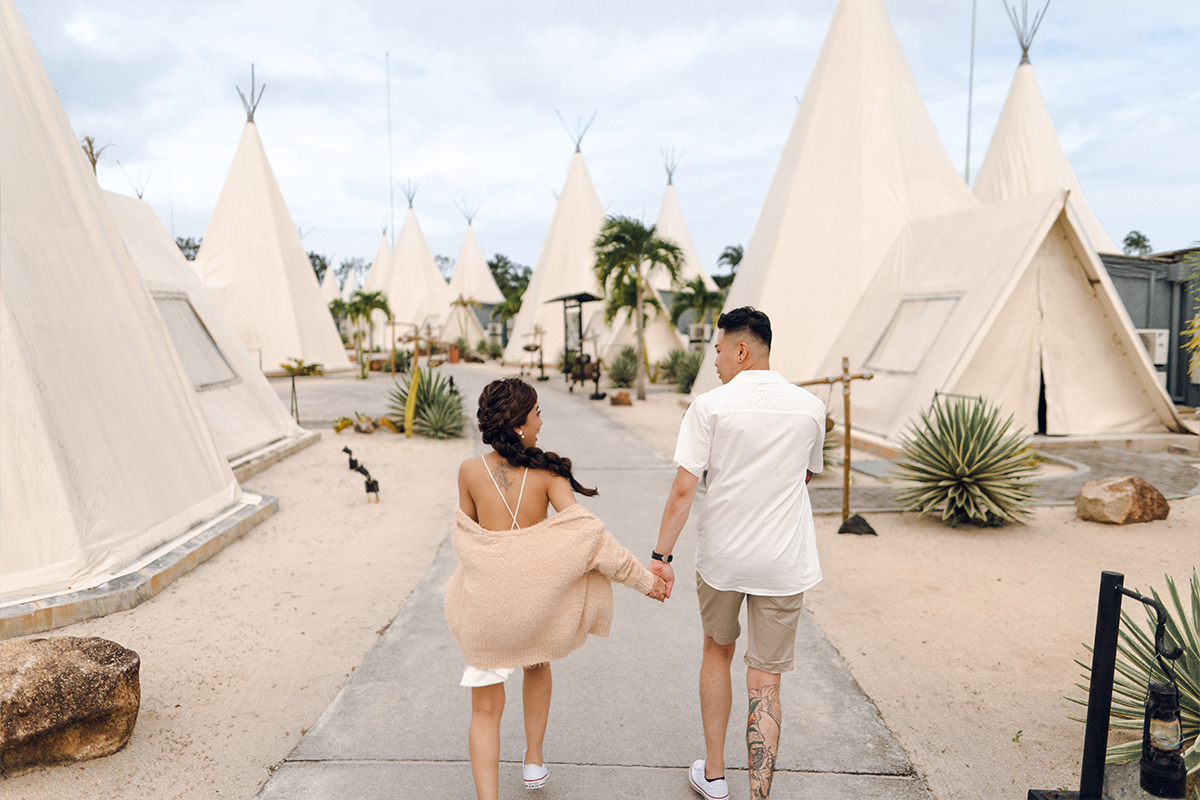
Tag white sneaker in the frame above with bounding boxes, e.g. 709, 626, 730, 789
523, 748, 548, 790
689, 759, 729, 800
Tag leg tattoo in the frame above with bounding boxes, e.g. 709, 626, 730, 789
746, 685, 781, 800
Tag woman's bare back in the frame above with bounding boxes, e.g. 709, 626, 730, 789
458, 453, 577, 531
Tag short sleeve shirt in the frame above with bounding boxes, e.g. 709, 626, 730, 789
674, 369, 826, 596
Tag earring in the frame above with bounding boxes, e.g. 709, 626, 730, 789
518, 430, 524, 439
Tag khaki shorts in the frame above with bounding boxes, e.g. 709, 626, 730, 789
696, 573, 805, 674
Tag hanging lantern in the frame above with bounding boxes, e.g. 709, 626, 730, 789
1139, 680, 1186, 798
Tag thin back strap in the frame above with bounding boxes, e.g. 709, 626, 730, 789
481, 456, 529, 530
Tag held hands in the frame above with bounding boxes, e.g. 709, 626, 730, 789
647, 560, 675, 601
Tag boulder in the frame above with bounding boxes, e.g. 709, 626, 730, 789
610, 391, 632, 406
0, 637, 140, 771
1075, 476, 1170, 525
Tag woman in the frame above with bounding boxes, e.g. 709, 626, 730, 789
445, 376, 665, 799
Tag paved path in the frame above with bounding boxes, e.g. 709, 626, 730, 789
259, 364, 931, 800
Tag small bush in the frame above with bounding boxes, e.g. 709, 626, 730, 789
414, 392, 465, 439
477, 339, 489, 355
281, 357, 323, 376
608, 346, 637, 388
454, 337, 471, 357
893, 396, 1037, 527
376, 350, 412, 373
557, 348, 580, 375
485, 340, 504, 360
386, 366, 461, 437
659, 348, 689, 384
674, 350, 703, 394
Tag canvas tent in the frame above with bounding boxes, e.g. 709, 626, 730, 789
320, 270, 341, 305
193, 116, 350, 376
104, 190, 307, 464
441, 221, 502, 346
973, 61, 1119, 254
817, 190, 1187, 441
384, 206, 452, 338
1, 0, 241, 600
692, 0, 975, 395
342, 248, 367, 302
502, 150, 608, 364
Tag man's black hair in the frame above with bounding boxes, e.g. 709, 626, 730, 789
717, 306, 771, 350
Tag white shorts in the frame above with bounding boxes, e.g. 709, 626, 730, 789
460, 665, 516, 688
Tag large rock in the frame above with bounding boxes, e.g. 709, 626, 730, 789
1075, 476, 1170, 525
0, 637, 140, 771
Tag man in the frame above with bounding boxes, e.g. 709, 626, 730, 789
649, 307, 826, 800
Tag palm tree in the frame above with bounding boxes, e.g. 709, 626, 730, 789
670, 275, 726, 336
348, 290, 391, 379
593, 215, 683, 400
1123, 230, 1151, 256
714, 244, 743, 289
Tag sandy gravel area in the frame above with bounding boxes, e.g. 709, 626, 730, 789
5, 429, 470, 799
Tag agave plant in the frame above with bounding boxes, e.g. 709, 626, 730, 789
387, 366, 459, 431
413, 392, 465, 439
658, 348, 689, 385
893, 396, 1037, 527
608, 346, 637, 389
1070, 572, 1199, 784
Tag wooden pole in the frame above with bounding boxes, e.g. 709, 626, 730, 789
842, 356, 852, 523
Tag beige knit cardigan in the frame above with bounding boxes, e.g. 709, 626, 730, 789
444, 503, 657, 669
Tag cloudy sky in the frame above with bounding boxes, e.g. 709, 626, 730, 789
15, 0, 1199, 278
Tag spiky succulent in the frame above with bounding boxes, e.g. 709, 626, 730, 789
387, 366, 458, 430
1070, 571, 1199, 782
413, 392, 465, 439
893, 396, 1037, 527
673, 350, 703, 394
608, 346, 637, 389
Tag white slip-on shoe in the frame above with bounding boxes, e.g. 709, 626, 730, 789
689, 759, 729, 800
523, 748, 548, 790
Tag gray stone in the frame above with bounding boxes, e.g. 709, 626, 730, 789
0, 636, 140, 771
1076, 476, 1170, 524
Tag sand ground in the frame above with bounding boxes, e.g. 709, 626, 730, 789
5, 362, 1197, 799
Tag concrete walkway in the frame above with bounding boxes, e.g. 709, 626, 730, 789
258, 364, 931, 800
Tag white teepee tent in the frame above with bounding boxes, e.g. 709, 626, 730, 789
817, 190, 1186, 440
193, 111, 350, 376
973, 61, 1118, 254
447, 223, 504, 306
1, 0, 240, 600
502, 150, 608, 364
320, 269, 341, 305
104, 190, 307, 463
692, 0, 975, 395
383, 205, 452, 338
342, 250, 366, 301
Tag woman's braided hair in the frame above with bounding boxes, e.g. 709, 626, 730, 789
477, 377, 598, 497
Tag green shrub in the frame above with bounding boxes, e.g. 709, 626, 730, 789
281, 358, 323, 376
454, 336, 471, 356
608, 346, 637, 388
557, 348, 580, 375
659, 348, 689, 384
477, 339, 489, 355
1070, 571, 1199, 782
386, 366, 460, 433
376, 349, 411, 373
414, 392, 465, 439
893, 396, 1037, 527
485, 340, 504, 360
674, 350, 703, 394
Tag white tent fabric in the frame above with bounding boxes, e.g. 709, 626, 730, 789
973, 61, 1119, 254
651, 182, 717, 293
320, 270, 341, 306
817, 191, 1186, 441
503, 151, 608, 364
193, 121, 350, 376
447, 224, 504, 305
342, 249, 366, 302
1, 0, 239, 601
104, 190, 304, 462
692, 0, 975, 396
368, 207, 451, 349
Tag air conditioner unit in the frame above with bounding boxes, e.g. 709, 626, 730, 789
1136, 329, 1169, 366
487, 323, 502, 343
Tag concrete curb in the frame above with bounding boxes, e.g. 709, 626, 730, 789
232, 429, 322, 482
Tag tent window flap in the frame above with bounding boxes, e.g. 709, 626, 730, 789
865, 295, 960, 374
153, 295, 238, 389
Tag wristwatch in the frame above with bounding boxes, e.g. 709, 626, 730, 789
651, 551, 673, 564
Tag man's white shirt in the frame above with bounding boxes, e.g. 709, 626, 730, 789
674, 369, 826, 596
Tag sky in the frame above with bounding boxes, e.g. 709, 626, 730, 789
15, 0, 1200, 279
